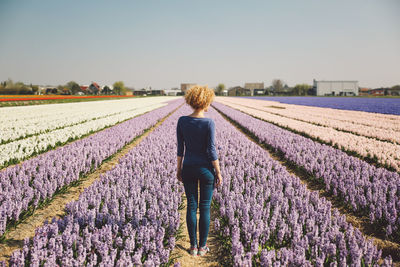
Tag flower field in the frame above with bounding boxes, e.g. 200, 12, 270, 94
216, 97, 400, 172
0, 95, 138, 102
234, 99, 400, 144
1, 97, 399, 266
1, 98, 174, 144
0, 97, 176, 169
213, 101, 400, 241
242, 96, 400, 116
0, 98, 181, 237
206, 107, 392, 266
7, 101, 185, 266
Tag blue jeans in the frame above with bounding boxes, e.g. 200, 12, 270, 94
182, 164, 215, 248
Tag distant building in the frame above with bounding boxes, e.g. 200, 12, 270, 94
370, 88, 385, 96
273, 85, 293, 96
150, 90, 165, 96
101, 85, 113, 95
244, 83, 264, 96
39, 86, 57, 95
228, 86, 251, 96
80, 85, 89, 93
88, 82, 101, 95
133, 89, 165, 96
164, 88, 181, 96
359, 87, 371, 96
387, 87, 400, 96
313, 80, 358, 96
181, 83, 197, 93
133, 89, 148, 96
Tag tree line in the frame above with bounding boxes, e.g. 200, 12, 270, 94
0, 79, 128, 95
0, 79, 39, 95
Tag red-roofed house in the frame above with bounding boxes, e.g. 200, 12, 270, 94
80, 85, 89, 93
88, 82, 100, 95
359, 87, 370, 96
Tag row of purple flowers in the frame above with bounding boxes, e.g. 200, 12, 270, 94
207, 106, 392, 266
0, 99, 183, 237
241, 96, 400, 116
212, 102, 400, 241
5, 101, 186, 266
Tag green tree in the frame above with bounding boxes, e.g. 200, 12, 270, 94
272, 79, 284, 94
102, 85, 112, 95
66, 81, 81, 95
9, 81, 31, 94
293, 84, 311, 96
4, 79, 14, 89
0, 80, 6, 94
113, 81, 126, 95
31, 85, 39, 95
391, 85, 400, 94
215, 83, 225, 96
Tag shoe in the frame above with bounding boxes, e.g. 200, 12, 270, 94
197, 245, 210, 256
189, 246, 198, 256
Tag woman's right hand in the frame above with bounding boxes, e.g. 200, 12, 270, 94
215, 172, 222, 187
211, 159, 222, 187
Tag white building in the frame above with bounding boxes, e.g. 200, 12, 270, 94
164, 88, 181, 96
313, 79, 358, 96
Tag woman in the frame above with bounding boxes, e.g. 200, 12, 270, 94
176, 85, 223, 257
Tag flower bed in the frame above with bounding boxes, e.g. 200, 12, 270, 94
213, 102, 400, 242
0, 99, 183, 237
216, 98, 400, 172
207, 106, 392, 266
6, 100, 185, 266
241, 96, 400, 116
0, 97, 177, 167
1, 97, 176, 144
220, 97, 400, 144
0, 95, 137, 102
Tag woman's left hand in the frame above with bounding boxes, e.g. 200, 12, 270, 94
177, 170, 183, 182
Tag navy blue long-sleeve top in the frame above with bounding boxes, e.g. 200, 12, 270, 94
177, 116, 218, 166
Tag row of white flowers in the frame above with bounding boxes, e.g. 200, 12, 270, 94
1, 97, 176, 144
220, 98, 400, 143
0, 97, 178, 167
216, 97, 400, 172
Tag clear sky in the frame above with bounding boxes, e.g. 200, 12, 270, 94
0, 0, 399, 89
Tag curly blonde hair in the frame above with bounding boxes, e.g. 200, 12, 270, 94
185, 85, 215, 110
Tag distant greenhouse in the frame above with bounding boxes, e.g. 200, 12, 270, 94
313, 79, 358, 96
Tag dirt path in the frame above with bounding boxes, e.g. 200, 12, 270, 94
171, 195, 223, 267
0, 105, 181, 263
213, 106, 400, 266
